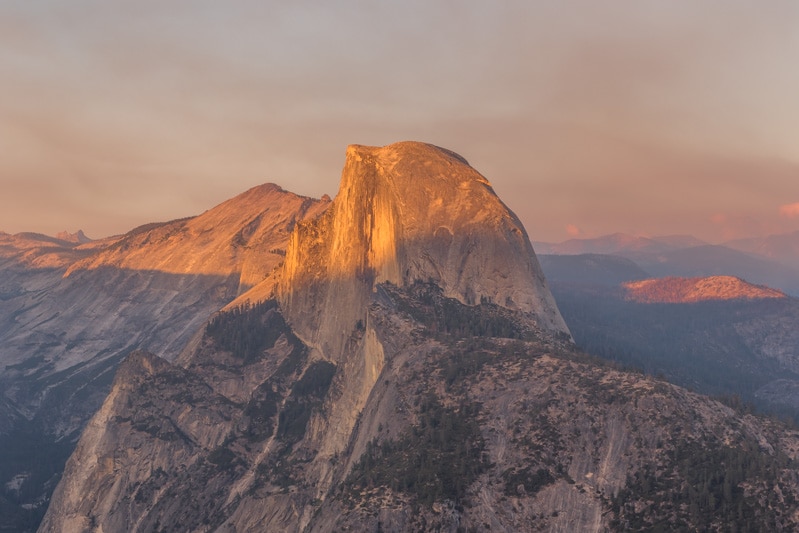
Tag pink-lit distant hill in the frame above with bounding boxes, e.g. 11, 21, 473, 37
534, 232, 799, 296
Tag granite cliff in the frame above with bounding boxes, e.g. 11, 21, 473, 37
40, 143, 799, 532
278, 142, 567, 355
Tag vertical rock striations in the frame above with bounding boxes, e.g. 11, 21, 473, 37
278, 141, 568, 357
276, 141, 570, 470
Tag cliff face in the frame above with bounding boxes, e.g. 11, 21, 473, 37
40, 143, 799, 532
279, 142, 567, 356
275, 142, 568, 473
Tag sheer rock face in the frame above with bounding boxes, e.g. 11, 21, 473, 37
275, 141, 568, 462
278, 142, 568, 357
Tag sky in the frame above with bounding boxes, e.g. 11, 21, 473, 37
1, 0, 799, 243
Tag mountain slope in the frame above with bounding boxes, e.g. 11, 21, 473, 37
534, 234, 799, 296
547, 275, 799, 419
2, 184, 328, 426
725, 230, 799, 270
623, 275, 786, 303
41, 279, 799, 533
42, 143, 799, 532
66, 183, 329, 291
0, 184, 327, 529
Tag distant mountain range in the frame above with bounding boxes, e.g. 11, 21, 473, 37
534, 233, 708, 255
539, 253, 799, 419
725, 230, 799, 269
534, 232, 799, 296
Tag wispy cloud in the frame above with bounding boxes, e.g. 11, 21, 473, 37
565, 224, 583, 237
1, 2, 799, 241
779, 202, 799, 219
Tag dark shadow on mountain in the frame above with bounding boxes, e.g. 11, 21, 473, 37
538, 253, 650, 287
549, 280, 799, 421
0, 265, 245, 531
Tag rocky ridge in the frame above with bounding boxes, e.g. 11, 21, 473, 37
623, 275, 786, 303
278, 142, 567, 352
0, 185, 326, 529
40, 142, 799, 532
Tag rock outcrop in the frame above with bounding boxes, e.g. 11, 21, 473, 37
54, 230, 92, 244
279, 142, 568, 356
275, 141, 568, 473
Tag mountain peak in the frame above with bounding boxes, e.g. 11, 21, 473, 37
279, 141, 568, 358
622, 275, 786, 303
55, 229, 92, 244
65, 183, 329, 293
345, 141, 472, 170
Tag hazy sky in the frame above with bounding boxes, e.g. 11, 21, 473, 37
2, 1, 799, 243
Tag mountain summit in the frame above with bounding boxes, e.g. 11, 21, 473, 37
279, 142, 568, 357
623, 275, 786, 303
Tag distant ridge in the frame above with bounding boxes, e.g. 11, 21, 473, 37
724, 230, 799, 269
533, 233, 799, 297
622, 275, 786, 303
55, 229, 92, 244
533, 233, 706, 255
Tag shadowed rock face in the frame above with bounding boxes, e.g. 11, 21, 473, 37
0, 185, 327, 528
279, 141, 568, 358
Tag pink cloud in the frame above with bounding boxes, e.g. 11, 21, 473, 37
565, 224, 582, 237
779, 202, 799, 218
707, 212, 768, 241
